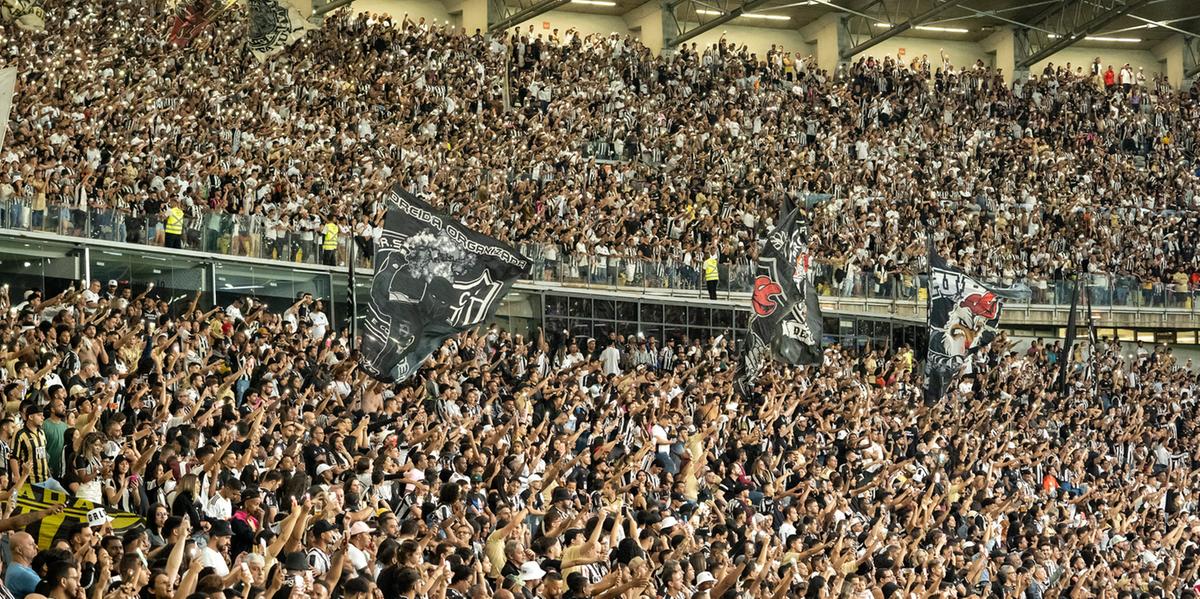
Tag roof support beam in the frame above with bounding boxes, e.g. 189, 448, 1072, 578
488, 0, 571, 31
1015, 0, 1152, 68
311, 0, 354, 17
838, 0, 968, 59
1187, 38, 1200, 79
666, 0, 775, 46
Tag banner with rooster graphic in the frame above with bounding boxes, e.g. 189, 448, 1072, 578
359, 186, 530, 383
923, 248, 1017, 403
734, 207, 823, 399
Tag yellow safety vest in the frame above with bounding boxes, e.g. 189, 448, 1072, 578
165, 206, 184, 235
703, 257, 719, 281
322, 222, 339, 250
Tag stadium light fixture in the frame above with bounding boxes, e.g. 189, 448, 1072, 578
872, 23, 969, 33
1047, 34, 1142, 43
572, 0, 617, 5
696, 9, 791, 20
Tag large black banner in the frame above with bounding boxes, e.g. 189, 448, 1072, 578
734, 208, 823, 398
924, 248, 1016, 403
359, 187, 530, 383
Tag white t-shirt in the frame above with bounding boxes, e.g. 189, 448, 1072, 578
600, 346, 621, 376
347, 543, 369, 571
310, 311, 328, 339
204, 494, 232, 520
651, 424, 670, 454
199, 546, 229, 577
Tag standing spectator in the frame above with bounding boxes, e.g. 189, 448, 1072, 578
322, 217, 341, 266
703, 249, 719, 300
11, 403, 53, 491
163, 197, 184, 250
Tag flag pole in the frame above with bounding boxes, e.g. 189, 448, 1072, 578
348, 239, 358, 341
1056, 271, 1080, 396
922, 223, 934, 405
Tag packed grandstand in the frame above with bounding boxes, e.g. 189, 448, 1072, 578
0, 0, 1197, 598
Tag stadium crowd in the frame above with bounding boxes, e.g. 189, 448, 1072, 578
1, 0, 1200, 302
0, 277, 1193, 599
3, 3, 1200, 597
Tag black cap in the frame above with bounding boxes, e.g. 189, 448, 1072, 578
283, 551, 310, 572
209, 519, 233, 537
311, 519, 337, 535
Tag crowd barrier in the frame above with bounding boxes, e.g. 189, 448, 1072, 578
1, 199, 1195, 312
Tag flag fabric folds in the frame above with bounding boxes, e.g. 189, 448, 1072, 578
923, 246, 1010, 403
0, 68, 16, 153
247, 0, 316, 62
1056, 275, 1081, 395
168, 0, 236, 47
359, 186, 531, 383
15, 484, 143, 550
1, 0, 44, 32
1084, 282, 1098, 388
734, 207, 824, 397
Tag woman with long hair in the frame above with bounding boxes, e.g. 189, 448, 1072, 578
170, 473, 203, 529
145, 505, 171, 548
104, 455, 140, 513
65, 432, 105, 504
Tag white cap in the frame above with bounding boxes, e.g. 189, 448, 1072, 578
519, 561, 546, 581
87, 508, 114, 528
696, 572, 716, 587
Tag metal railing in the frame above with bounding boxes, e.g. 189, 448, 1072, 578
515, 242, 1200, 311
1, 199, 1195, 312
0, 199, 356, 269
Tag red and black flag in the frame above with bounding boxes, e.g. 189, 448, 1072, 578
923, 242, 1024, 403
167, 0, 236, 47
734, 207, 824, 398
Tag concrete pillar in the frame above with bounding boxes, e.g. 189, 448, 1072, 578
1151, 35, 1186, 89
981, 28, 1016, 86
624, 0, 667, 55
445, 0, 493, 34
798, 12, 847, 76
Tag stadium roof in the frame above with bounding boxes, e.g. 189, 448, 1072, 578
560, 0, 1200, 56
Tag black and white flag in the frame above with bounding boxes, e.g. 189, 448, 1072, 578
0, 68, 15, 152
247, 0, 315, 62
359, 186, 531, 383
734, 207, 823, 398
923, 244, 1022, 403
1, 0, 44, 31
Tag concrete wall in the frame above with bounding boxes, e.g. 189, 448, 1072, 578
855, 37, 991, 70
682, 23, 808, 58
624, 2, 664, 54
337, 0, 1179, 86
351, 0, 451, 23
1028, 45, 1163, 78
800, 13, 843, 75
533, 9, 632, 39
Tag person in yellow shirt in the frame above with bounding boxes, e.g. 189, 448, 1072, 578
163, 197, 185, 249
321, 218, 340, 266
703, 251, 719, 300
485, 507, 526, 578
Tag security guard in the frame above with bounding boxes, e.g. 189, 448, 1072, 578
163, 197, 185, 249
321, 218, 340, 266
703, 250, 719, 300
